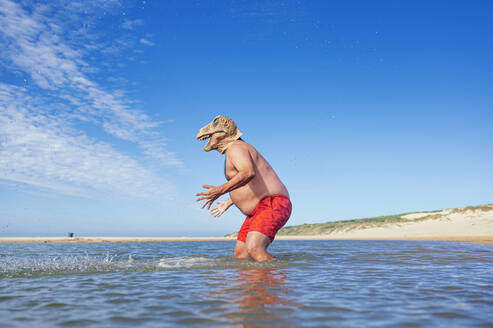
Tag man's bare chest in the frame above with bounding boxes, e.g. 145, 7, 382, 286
224, 159, 237, 181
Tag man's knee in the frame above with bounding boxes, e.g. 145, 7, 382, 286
234, 242, 249, 259
246, 242, 265, 258
234, 248, 249, 259
246, 243, 275, 262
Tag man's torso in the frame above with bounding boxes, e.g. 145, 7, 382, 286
225, 140, 289, 216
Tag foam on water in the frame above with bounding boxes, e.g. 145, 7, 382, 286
0, 253, 288, 278
158, 256, 214, 268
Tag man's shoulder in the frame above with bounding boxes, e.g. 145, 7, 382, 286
226, 140, 255, 155
230, 140, 252, 150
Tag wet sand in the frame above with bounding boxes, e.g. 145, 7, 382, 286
0, 236, 492, 244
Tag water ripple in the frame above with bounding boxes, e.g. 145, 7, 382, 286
0, 241, 492, 327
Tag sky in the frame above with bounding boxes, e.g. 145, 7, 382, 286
0, 0, 492, 237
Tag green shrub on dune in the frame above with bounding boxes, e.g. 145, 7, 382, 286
224, 204, 492, 237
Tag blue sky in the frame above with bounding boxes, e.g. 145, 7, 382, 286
0, 0, 492, 237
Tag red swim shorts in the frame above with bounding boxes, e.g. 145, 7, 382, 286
237, 195, 292, 243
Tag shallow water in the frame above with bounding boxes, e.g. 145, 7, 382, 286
0, 240, 492, 327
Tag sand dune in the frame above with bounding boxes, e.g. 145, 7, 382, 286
325, 206, 493, 238
275, 205, 493, 244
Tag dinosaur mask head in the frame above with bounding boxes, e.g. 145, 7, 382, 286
196, 115, 243, 154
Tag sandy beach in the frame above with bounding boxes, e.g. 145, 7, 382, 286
2, 205, 492, 245
1, 236, 492, 245
0, 237, 235, 244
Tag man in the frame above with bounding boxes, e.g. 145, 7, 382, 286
196, 115, 291, 262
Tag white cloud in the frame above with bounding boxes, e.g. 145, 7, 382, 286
122, 19, 144, 30
139, 38, 155, 46
0, 84, 176, 199
0, 0, 180, 199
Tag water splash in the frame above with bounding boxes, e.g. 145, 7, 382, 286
0, 252, 135, 278
0, 253, 288, 278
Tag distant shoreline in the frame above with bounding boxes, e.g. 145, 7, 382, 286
4, 205, 491, 245
0, 236, 492, 245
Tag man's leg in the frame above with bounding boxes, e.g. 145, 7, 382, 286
245, 231, 275, 262
234, 240, 249, 259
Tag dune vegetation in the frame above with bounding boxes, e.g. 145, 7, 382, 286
225, 204, 493, 237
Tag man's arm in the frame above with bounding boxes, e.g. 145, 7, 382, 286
196, 144, 255, 209
218, 145, 256, 194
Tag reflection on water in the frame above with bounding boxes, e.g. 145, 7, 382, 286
232, 268, 296, 327
0, 241, 492, 327
205, 267, 297, 327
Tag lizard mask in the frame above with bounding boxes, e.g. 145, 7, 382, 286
196, 115, 243, 154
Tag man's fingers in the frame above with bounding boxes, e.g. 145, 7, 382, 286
196, 194, 212, 202
210, 205, 223, 217
196, 189, 218, 209
202, 199, 213, 209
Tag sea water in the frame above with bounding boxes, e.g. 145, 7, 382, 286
0, 240, 492, 327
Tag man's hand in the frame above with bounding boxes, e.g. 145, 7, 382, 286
196, 185, 224, 210
210, 199, 233, 218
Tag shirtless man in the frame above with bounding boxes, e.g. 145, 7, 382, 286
196, 115, 292, 262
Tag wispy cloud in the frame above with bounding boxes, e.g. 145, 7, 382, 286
0, 0, 179, 199
139, 38, 155, 46
122, 19, 144, 30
